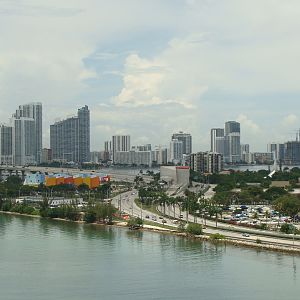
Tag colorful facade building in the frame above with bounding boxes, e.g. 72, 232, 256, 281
24, 173, 110, 189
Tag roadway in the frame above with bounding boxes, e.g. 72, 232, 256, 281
112, 190, 300, 249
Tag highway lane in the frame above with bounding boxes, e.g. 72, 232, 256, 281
0, 165, 153, 183
159, 204, 300, 247
111, 190, 177, 228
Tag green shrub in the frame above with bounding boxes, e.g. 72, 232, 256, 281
2, 201, 12, 211
177, 221, 186, 232
127, 217, 143, 229
186, 223, 203, 235
280, 223, 297, 234
84, 211, 96, 223
210, 233, 225, 240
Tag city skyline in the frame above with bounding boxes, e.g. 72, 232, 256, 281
1, 1, 300, 151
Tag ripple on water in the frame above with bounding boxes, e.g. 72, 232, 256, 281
0, 213, 299, 300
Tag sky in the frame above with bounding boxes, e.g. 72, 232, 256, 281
1, 0, 300, 152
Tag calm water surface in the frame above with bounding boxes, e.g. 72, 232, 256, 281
0, 213, 299, 300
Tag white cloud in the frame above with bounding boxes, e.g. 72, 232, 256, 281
282, 114, 298, 127
237, 114, 260, 134
1, 0, 300, 151
113, 53, 203, 108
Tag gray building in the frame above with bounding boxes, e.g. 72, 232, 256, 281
240, 144, 250, 163
41, 148, 52, 164
112, 135, 130, 163
169, 139, 183, 165
224, 121, 241, 163
267, 143, 285, 162
152, 146, 168, 165
12, 117, 36, 166
9, 102, 42, 165
172, 132, 192, 154
0, 124, 13, 165
50, 106, 90, 163
104, 140, 112, 161
114, 149, 152, 167
190, 152, 223, 174
284, 141, 300, 165
210, 128, 225, 154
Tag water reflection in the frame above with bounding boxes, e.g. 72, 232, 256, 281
1, 214, 299, 300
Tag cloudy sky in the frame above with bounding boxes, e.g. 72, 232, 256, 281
1, 0, 300, 152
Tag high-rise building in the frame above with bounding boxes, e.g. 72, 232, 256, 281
267, 143, 285, 161
152, 146, 168, 165
224, 121, 241, 163
50, 106, 90, 163
40, 148, 52, 164
112, 135, 130, 163
190, 152, 223, 174
10, 102, 42, 165
0, 124, 13, 165
210, 128, 225, 154
12, 117, 36, 166
284, 141, 300, 165
77, 106, 90, 163
172, 132, 192, 154
169, 139, 183, 164
240, 144, 250, 163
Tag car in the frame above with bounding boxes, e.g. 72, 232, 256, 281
159, 216, 163, 219
242, 233, 250, 237
162, 219, 167, 224
145, 215, 150, 219
152, 217, 157, 221
172, 220, 179, 224
179, 214, 183, 219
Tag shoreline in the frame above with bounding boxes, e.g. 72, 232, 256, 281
1, 210, 299, 255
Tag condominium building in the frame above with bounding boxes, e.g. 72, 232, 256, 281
12, 117, 36, 166
40, 148, 52, 164
240, 144, 250, 163
113, 149, 152, 167
10, 102, 42, 165
210, 128, 225, 154
169, 139, 183, 165
50, 105, 90, 163
112, 135, 130, 163
284, 141, 300, 165
190, 152, 223, 174
224, 121, 241, 163
152, 145, 168, 165
0, 124, 13, 165
172, 132, 192, 154
104, 140, 112, 161
267, 143, 285, 161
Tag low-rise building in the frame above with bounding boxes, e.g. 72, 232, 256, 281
114, 149, 152, 167
160, 166, 190, 187
253, 152, 273, 164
